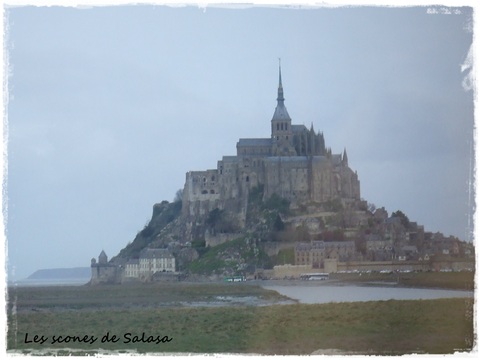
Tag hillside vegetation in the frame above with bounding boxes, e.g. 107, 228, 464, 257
108, 183, 474, 278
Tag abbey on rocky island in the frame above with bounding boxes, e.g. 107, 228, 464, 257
90, 65, 474, 285
182, 65, 361, 224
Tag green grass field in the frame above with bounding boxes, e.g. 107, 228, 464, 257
6, 281, 475, 355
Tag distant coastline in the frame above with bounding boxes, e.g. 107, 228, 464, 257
9, 267, 91, 287
9, 278, 90, 287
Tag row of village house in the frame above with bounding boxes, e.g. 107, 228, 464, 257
91, 234, 473, 283
295, 237, 474, 268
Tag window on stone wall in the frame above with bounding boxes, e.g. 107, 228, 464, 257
246, 176, 249, 182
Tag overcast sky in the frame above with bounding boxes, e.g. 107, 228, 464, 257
3, 2, 476, 280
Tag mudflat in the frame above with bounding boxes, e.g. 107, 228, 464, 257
8, 282, 293, 313
6, 280, 475, 355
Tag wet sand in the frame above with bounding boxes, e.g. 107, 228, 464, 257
261, 281, 474, 304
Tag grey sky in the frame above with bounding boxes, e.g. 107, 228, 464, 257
4, 4, 475, 280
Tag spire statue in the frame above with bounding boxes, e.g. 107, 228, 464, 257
277, 58, 285, 105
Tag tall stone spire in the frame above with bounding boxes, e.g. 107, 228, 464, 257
271, 59, 291, 122
271, 59, 294, 155
277, 58, 285, 105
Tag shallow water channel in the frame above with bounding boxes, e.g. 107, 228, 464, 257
262, 283, 474, 304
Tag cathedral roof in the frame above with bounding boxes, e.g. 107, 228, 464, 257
237, 138, 272, 147
221, 155, 239, 162
291, 124, 308, 133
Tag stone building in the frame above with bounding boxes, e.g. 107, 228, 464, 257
124, 259, 140, 278
182, 65, 361, 226
295, 240, 356, 268
123, 248, 176, 281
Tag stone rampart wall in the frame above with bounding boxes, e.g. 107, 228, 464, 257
205, 232, 243, 247
273, 264, 312, 278
338, 261, 429, 272
262, 241, 295, 256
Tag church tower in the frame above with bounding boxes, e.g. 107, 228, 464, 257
271, 61, 295, 156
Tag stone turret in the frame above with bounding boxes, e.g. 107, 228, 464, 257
90, 250, 118, 285
98, 250, 108, 264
